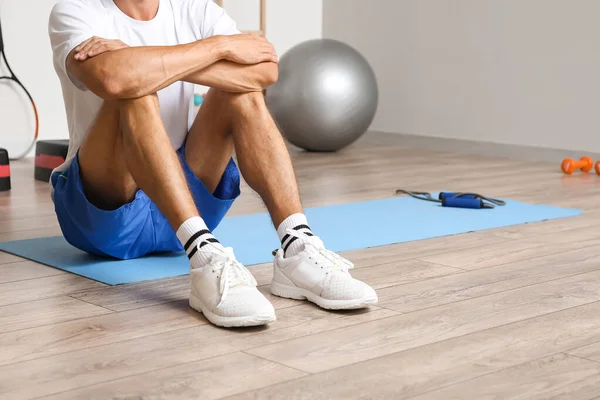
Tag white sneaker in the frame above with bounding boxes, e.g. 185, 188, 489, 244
189, 243, 276, 328
271, 230, 378, 310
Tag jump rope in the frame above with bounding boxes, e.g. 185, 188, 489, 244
0, 12, 39, 160
395, 190, 506, 209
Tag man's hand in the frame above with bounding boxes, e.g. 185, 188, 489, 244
221, 34, 279, 65
74, 37, 129, 61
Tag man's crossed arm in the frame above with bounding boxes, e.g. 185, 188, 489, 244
67, 34, 279, 100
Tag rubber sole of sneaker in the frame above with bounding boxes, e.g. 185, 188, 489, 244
189, 294, 276, 328
270, 280, 378, 310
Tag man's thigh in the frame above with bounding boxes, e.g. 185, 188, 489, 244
78, 100, 138, 210
185, 89, 236, 194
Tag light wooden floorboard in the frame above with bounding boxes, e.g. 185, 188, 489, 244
0, 306, 396, 399
0, 274, 106, 307
0, 260, 65, 283
485, 209, 600, 240
419, 225, 600, 270
410, 353, 600, 400
378, 245, 600, 312
245, 269, 600, 373
0, 252, 24, 264
41, 352, 307, 400
566, 339, 600, 363
0, 296, 112, 334
0, 214, 59, 234
1, 133, 599, 399
230, 301, 600, 400
0, 226, 63, 242
350, 259, 464, 289
0, 300, 205, 366
68, 276, 195, 312
67, 275, 302, 312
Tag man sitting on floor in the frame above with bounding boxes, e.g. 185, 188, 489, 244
48, 0, 378, 327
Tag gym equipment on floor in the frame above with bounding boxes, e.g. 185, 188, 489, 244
267, 39, 379, 152
396, 190, 506, 209
0, 148, 10, 191
561, 156, 594, 174
34, 140, 69, 182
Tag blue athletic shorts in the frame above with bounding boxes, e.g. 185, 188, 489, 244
51, 146, 240, 260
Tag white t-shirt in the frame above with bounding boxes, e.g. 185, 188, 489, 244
48, 0, 239, 174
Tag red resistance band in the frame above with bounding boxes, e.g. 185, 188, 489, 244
0, 164, 10, 178
35, 154, 65, 170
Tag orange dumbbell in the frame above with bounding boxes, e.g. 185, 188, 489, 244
561, 156, 594, 174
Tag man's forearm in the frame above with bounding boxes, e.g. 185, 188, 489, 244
73, 37, 227, 99
183, 60, 278, 93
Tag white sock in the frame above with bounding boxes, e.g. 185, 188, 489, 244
176, 217, 223, 269
277, 213, 313, 257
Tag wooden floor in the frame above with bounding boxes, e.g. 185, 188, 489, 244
2, 132, 600, 399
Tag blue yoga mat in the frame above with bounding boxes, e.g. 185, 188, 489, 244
0, 196, 582, 285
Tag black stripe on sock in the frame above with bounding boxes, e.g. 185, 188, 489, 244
283, 237, 299, 253
282, 233, 313, 255
184, 230, 211, 251
281, 225, 314, 255
188, 241, 212, 260
187, 239, 221, 260
293, 224, 311, 231
280, 225, 313, 246
188, 246, 198, 260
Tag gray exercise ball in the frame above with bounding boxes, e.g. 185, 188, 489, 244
267, 39, 378, 152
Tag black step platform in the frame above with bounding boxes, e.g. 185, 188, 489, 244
34, 140, 69, 183
0, 148, 10, 191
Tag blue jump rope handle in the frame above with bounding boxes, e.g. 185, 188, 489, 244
397, 190, 500, 209
442, 197, 484, 209
439, 192, 478, 200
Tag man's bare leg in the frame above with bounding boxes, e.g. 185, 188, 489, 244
184, 90, 236, 196
186, 89, 302, 229
78, 94, 197, 227
186, 89, 307, 256
230, 92, 304, 228
77, 91, 238, 270
79, 94, 230, 268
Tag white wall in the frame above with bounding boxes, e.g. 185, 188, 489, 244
324, 0, 600, 153
266, 0, 322, 57
223, 0, 323, 56
0, 0, 322, 156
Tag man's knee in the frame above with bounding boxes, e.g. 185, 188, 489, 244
231, 91, 266, 112
99, 94, 160, 123
208, 89, 266, 114
117, 93, 160, 112
116, 93, 160, 129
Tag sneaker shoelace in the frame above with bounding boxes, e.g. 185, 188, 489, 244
285, 229, 354, 273
199, 244, 257, 309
